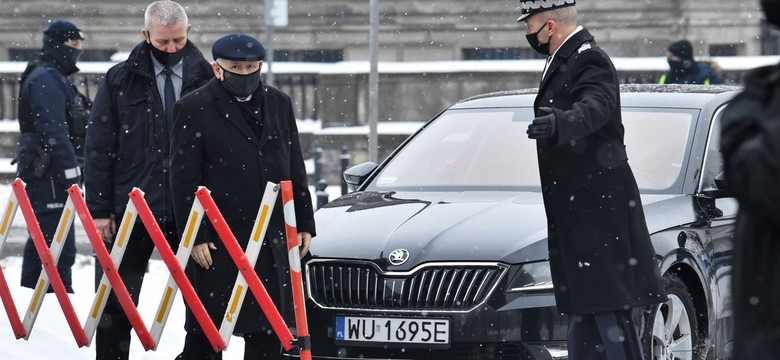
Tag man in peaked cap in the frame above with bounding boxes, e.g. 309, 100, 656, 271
170, 33, 315, 359
518, 1, 664, 359
721, 0, 780, 359
17, 19, 89, 295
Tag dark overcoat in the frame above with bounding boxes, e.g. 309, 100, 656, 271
721, 63, 780, 360
84, 41, 213, 222
170, 78, 316, 334
534, 28, 665, 314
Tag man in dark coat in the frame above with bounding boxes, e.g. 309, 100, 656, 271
83, 1, 213, 359
17, 20, 89, 294
170, 33, 316, 359
660, 40, 724, 85
720, 1, 780, 359
519, 1, 665, 358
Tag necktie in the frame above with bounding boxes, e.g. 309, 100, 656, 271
163, 67, 175, 135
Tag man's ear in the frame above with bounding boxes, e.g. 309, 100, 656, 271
186, 23, 192, 35
211, 62, 223, 80
141, 29, 151, 43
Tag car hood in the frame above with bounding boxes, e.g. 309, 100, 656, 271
311, 191, 551, 270
311, 191, 682, 271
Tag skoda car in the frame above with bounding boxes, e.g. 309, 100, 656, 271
305, 84, 737, 360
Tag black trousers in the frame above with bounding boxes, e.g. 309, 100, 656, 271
94, 221, 177, 360
567, 309, 645, 360
176, 331, 283, 360
21, 209, 76, 293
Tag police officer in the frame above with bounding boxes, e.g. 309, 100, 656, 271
170, 33, 315, 360
520, 1, 664, 359
660, 39, 724, 85
17, 20, 89, 293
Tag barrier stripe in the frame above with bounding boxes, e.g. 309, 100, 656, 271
91, 284, 108, 319
67, 185, 155, 350
12, 180, 87, 347
218, 182, 279, 346
281, 180, 313, 360
55, 209, 72, 243
129, 188, 226, 352
28, 279, 45, 314
156, 287, 174, 324
0, 189, 24, 339
0, 201, 15, 236
195, 187, 294, 351
227, 285, 244, 321
116, 211, 133, 248
183, 211, 199, 248
150, 196, 206, 348
252, 206, 270, 242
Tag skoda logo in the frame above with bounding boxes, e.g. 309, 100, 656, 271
388, 249, 410, 266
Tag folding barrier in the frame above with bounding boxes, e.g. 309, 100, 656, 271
282, 180, 312, 360
0, 179, 88, 346
1, 179, 312, 356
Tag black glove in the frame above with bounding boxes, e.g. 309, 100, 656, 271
527, 107, 558, 139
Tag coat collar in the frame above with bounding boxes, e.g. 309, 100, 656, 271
208, 79, 275, 148
539, 27, 595, 90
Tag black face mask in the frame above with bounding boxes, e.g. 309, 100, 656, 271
526, 22, 550, 55
219, 67, 261, 98
668, 59, 692, 74
148, 43, 186, 67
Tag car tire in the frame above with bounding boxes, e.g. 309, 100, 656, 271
645, 274, 701, 360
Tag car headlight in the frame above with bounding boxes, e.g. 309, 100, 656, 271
506, 261, 553, 293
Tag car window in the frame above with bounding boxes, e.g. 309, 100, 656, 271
371, 108, 540, 191
368, 107, 696, 193
623, 109, 695, 192
699, 107, 725, 191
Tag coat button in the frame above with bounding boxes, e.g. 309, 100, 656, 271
258, 150, 263, 156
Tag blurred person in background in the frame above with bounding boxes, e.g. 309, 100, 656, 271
660, 39, 724, 85
720, 0, 780, 358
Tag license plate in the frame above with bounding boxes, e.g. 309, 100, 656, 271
335, 315, 450, 346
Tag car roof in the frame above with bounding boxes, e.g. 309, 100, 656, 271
452, 84, 743, 109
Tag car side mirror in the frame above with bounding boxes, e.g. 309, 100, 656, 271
344, 162, 378, 192
705, 171, 732, 198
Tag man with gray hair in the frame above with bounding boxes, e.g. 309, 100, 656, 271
519, 0, 664, 359
84, 1, 213, 358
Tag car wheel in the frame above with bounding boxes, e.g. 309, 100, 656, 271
647, 274, 700, 360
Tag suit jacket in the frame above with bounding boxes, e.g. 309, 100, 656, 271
170, 78, 315, 333
534, 28, 664, 314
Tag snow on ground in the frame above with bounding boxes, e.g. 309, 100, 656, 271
0, 255, 247, 359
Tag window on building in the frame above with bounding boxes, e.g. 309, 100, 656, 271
708, 44, 740, 57
462, 47, 546, 60
8, 48, 117, 62
273, 49, 343, 62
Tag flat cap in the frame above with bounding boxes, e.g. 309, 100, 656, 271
44, 20, 85, 43
517, 0, 576, 22
212, 33, 265, 61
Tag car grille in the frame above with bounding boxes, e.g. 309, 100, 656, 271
306, 260, 508, 312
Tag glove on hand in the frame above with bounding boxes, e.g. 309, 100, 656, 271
526, 107, 558, 139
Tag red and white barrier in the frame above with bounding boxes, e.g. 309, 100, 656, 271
282, 180, 312, 360
0, 179, 312, 356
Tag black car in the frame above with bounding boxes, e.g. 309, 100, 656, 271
305, 84, 738, 360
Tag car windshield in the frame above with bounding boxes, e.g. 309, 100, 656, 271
367, 107, 696, 193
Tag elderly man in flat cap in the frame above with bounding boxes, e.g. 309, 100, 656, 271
518, 1, 664, 359
17, 19, 89, 295
170, 33, 315, 359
